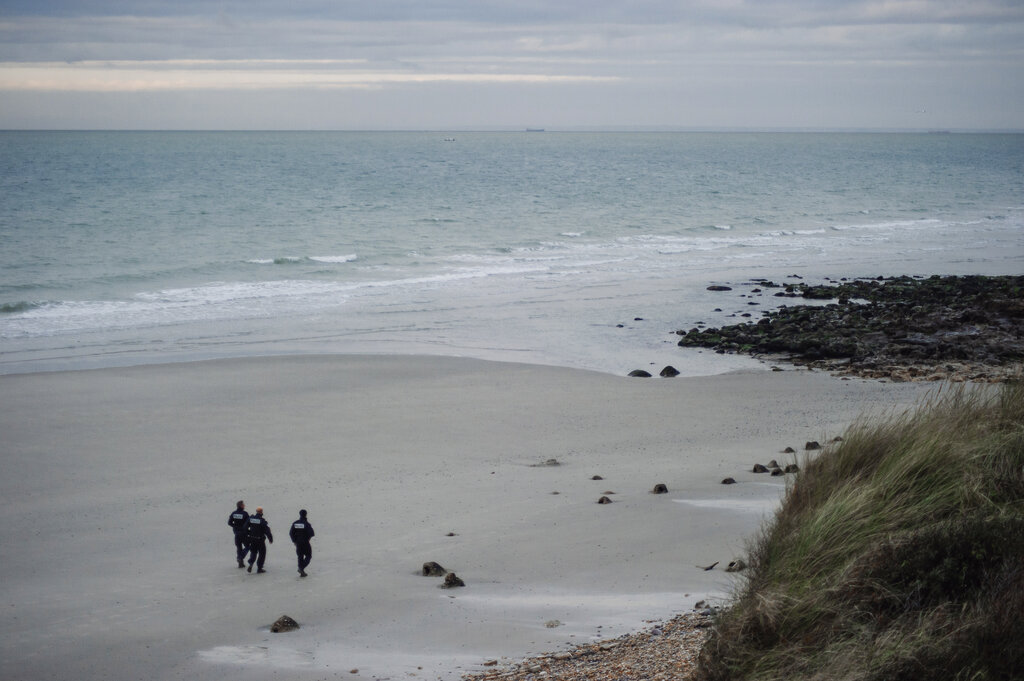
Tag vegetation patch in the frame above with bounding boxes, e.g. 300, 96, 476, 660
696, 381, 1024, 681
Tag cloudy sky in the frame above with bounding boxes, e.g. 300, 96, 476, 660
1, 1, 1022, 130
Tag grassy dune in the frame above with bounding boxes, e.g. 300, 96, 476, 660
697, 381, 1024, 681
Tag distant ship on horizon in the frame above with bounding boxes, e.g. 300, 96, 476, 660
525, 128, 545, 132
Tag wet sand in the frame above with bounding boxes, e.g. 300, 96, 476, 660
0, 355, 937, 680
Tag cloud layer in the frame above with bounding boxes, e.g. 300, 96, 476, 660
1, 1, 1021, 129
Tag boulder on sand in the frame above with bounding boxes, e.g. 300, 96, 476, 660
422, 561, 447, 576
442, 573, 465, 588
271, 615, 300, 633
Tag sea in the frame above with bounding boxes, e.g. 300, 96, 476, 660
1, 131, 1022, 376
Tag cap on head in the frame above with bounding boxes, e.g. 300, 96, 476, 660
256, 507, 263, 514
299, 509, 307, 517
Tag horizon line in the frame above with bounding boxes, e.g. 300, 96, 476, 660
2, 126, 1022, 134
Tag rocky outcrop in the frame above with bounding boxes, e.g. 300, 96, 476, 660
676, 275, 1024, 382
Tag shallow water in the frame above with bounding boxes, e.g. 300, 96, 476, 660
2, 131, 1021, 375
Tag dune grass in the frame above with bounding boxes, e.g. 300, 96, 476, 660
696, 380, 1024, 681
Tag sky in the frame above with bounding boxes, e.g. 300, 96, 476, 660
0, 1, 1022, 130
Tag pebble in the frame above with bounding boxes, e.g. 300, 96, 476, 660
462, 611, 711, 681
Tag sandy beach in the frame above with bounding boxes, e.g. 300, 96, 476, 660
0, 355, 939, 681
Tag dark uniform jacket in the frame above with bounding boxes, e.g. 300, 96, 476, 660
228, 508, 249, 535
289, 517, 315, 545
246, 513, 273, 543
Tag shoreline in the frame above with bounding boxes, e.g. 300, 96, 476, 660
0, 354, 940, 680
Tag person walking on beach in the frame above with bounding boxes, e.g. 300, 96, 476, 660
245, 507, 273, 573
289, 509, 315, 577
227, 500, 249, 568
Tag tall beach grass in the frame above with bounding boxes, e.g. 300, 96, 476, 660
697, 380, 1024, 681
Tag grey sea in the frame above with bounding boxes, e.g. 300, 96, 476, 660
1, 131, 1022, 376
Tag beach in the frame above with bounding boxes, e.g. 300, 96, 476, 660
0, 355, 939, 680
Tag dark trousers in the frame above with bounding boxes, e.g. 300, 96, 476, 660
248, 539, 267, 568
234, 533, 249, 561
295, 541, 312, 571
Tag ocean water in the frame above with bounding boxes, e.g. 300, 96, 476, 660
1, 131, 1022, 376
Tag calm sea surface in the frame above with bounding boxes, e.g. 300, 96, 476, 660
1, 131, 1021, 375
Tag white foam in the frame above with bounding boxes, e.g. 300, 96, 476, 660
830, 218, 941, 232
309, 254, 358, 263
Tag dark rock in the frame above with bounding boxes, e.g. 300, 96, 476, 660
784, 464, 800, 473
768, 459, 779, 468
752, 463, 769, 473
805, 441, 821, 450
707, 285, 733, 291
770, 468, 784, 477
591, 474, 604, 480
832, 436, 844, 442
783, 447, 796, 454
721, 477, 736, 485
725, 559, 747, 573
651, 483, 669, 494
597, 496, 613, 504
442, 573, 465, 588
628, 369, 653, 377
271, 615, 300, 633
660, 365, 680, 377
422, 561, 447, 576
675, 275, 1024, 382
